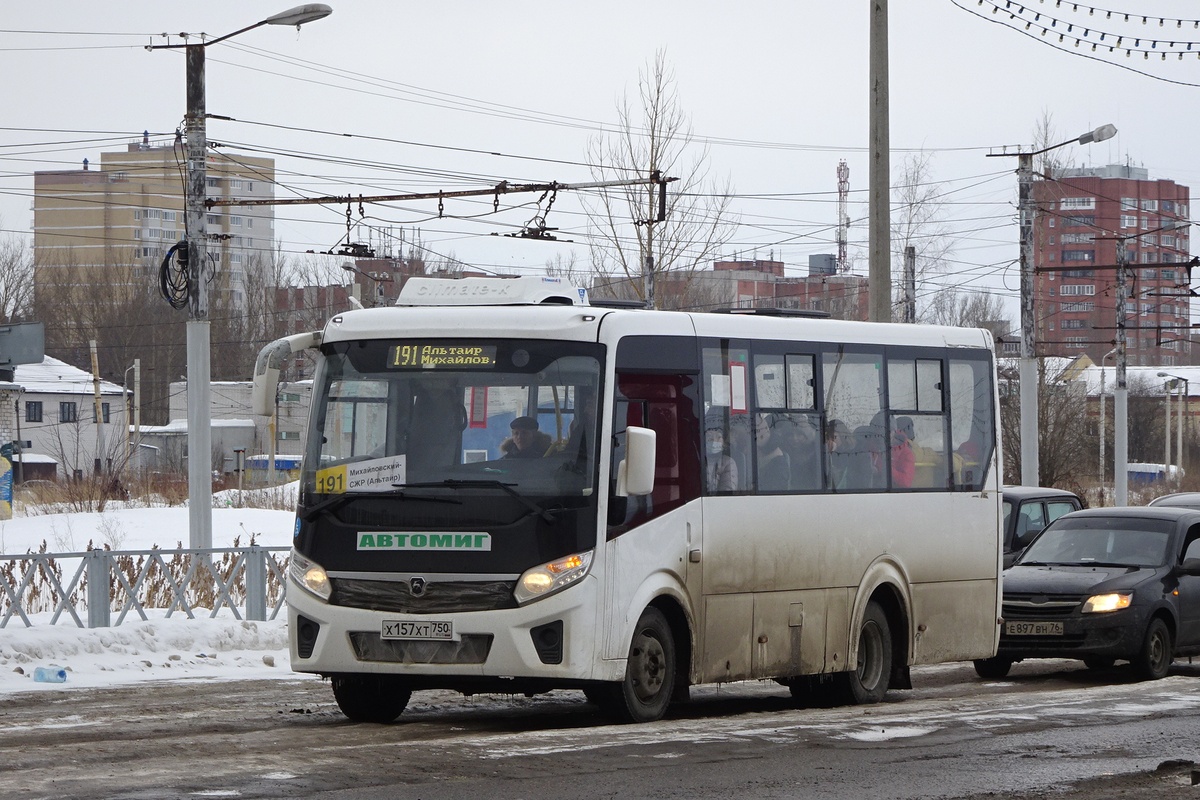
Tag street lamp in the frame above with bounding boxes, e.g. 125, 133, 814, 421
1159, 371, 1189, 490
987, 123, 1117, 487
148, 6, 331, 549
1102, 219, 1189, 506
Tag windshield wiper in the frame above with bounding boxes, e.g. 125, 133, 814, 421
398, 479, 557, 524
299, 488, 462, 522
298, 492, 355, 522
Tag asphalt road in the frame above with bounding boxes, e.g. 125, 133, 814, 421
4, 659, 1200, 800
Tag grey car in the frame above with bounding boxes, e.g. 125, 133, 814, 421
975, 506, 1200, 680
1002, 486, 1082, 568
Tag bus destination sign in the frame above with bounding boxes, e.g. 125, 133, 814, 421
387, 343, 497, 369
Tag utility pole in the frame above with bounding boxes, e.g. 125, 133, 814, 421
1114, 239, 1129, 506
1017, 150, 1038, 487
986, 123, 1116, 488
868, 0, 892, 323
183, 41, 213, 548
89, 340, 106, 476
148, 5, 332, 548
902, 245, 915, 323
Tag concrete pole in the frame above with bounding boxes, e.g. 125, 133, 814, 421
903, 245, 915, 323
1099, 368, 1106, 488
868, 0, 892, 323
1017, 151, 1039, 487
1114, 240, 1129, 506
185, 43, 213, 549
1177, 381, 1185, 489
132, 358, 141, 474
89, 339, 106, 475
1165, 385, 1172, 486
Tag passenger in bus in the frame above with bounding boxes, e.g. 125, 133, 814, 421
704, 422, 738, 493
564, 393, 597, 468
755, 413, 791, 492
825, 418, 851, 490
891, 416, 915, 489
776, 414, 821, 491
501, 416, 552, 459
847, 424, 887, 490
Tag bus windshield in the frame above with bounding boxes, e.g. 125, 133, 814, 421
302, 338, 603, 504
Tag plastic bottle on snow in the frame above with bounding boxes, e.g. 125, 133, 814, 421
33, 666, 67, 683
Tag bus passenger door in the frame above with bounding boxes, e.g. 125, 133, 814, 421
603, 372, 703, 660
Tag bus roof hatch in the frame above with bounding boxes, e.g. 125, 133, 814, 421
396, 276, 590, 307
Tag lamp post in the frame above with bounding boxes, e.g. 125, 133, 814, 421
1099, 347, 1116, 491
1159, 371, 1189, 490
988, 123, 1116, 487
148, 5, 331, 548
1101, 219, 1189, 506
122, 359, 141, 474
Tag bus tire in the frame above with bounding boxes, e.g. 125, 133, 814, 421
598, 607, 675, 723
331, 674, 411, 723
836, 601, 892, 705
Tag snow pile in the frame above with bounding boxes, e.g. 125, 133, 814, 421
0, 494, 304, 694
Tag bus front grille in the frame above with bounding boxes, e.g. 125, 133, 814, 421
331, 578, 517, 613
349, 632, 493, 664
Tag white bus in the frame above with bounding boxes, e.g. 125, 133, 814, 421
254, 276, 1002, 724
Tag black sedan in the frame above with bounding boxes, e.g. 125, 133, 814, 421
974, 506, 1200, 680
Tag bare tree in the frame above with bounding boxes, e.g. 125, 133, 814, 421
544, 252, 589, 289
0, 229, 34, 323
1000, 358, 1091, 491
891, 152, 955, 322
584, 51, 736, 309
924, 288, 1010, 331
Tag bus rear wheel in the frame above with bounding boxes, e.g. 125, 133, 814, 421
836, 601, 892, 705
596, 607, 675, 723
331, 674, 411, 723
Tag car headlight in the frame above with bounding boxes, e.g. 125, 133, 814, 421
514, 550, 593, 605
289, 549, 331, 602
1082, 592, 1132, 613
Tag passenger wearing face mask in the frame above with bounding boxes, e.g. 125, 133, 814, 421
705, 422, 739, 493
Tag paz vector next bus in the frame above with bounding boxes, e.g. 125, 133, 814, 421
253, 275, 1002, 724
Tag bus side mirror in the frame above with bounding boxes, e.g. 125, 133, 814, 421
621, 426, 656, 497
252, 331, 323, 415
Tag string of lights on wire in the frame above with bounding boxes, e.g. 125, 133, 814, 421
972, 0, 1200, 59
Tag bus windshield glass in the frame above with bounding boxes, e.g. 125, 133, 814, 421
303, 338, 603, 501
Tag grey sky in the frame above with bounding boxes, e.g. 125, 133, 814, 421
2, 1, 1198, 322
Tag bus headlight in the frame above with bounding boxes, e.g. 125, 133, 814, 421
289, 550, 332, 602
514, 550, 593, 605
1082, 592, 1132, 613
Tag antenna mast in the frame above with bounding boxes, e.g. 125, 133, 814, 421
837, 159, 850, 272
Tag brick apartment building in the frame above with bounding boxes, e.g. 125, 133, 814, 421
1033, 164, 1193, 366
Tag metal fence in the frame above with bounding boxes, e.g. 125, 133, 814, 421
0, 546, 290, 628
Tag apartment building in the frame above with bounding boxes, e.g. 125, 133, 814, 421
33, 132, 275, 310
1032, 164, 1192, 366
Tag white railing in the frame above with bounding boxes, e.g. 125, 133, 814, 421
0, 546, 290, 628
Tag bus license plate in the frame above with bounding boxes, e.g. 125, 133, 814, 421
382, 619, 454, 641
1005, 621, 1063, 636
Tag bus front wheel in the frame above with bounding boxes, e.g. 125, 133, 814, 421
836, 601, 892, 704
597, 607, 676, 723
331, 674, 412, 723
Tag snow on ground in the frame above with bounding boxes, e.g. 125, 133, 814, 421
0, 490, 305, 695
